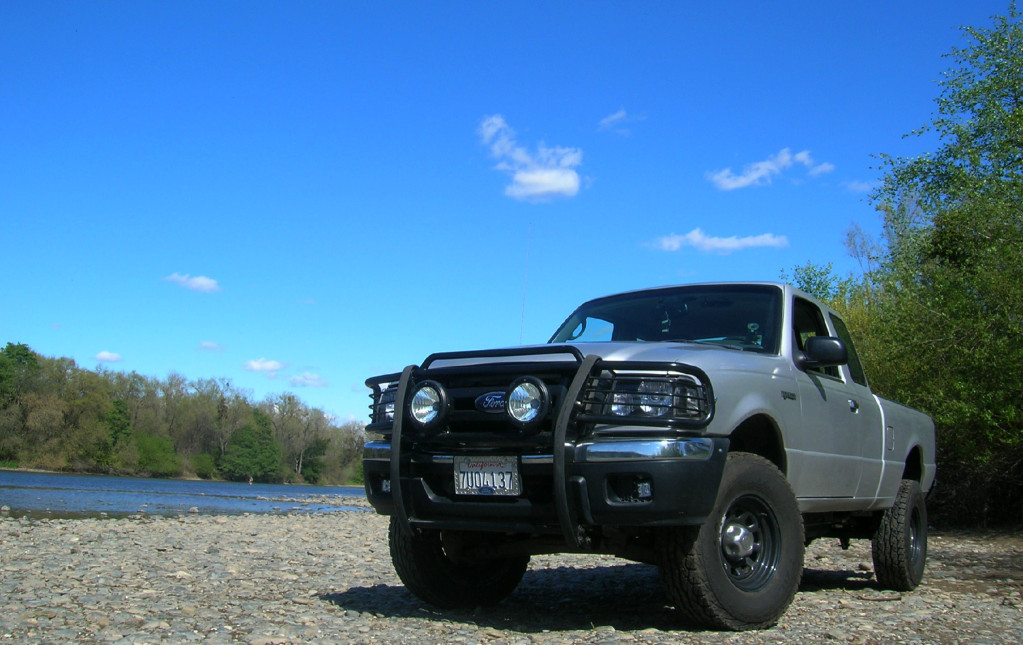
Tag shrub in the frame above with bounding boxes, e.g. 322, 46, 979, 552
135, 433, 182, 477
191, 452, 218, 479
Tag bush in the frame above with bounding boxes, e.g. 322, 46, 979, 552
135, 433, 182, 477
219, 411, 281, 483
190, 452, 218, 479
346, 460, 364, 486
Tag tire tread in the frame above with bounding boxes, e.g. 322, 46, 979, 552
872, 479, 927, 591
659, 452, 803, 630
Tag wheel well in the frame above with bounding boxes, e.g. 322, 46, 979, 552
727, 414, 786, 474
902, 446, 923, 482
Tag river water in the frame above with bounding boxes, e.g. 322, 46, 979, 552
0, 470, 366, 519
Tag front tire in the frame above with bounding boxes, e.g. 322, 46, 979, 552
388, 517, 530, 609
872, 479, 927, 591
659, 452, 804, 630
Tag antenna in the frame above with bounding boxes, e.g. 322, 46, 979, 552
519, 221, 532, 345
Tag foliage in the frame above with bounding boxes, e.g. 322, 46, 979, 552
346, 459, 365, 486
135, 433, 182, 478
0, 343, 366, 485
0, 343, 41, 406
190, 452, 218, 479
790, 4, 1023, 526
299, 437, 329, 483
219, 410, 282, 483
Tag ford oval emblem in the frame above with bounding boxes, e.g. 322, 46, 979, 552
475, 392, 506, 413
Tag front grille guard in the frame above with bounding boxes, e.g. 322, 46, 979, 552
382, 349, 715, 548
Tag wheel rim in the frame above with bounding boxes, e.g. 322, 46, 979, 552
908, 504, 924, 568
718, 494, 781, 591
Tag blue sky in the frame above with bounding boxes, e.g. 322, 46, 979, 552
2, 1, 1009, 422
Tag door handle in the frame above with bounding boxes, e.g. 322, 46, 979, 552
848, 399, 859, 413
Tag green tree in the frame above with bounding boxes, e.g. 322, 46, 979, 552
0, 342, 41, 408
190, 452, 218, 479
812, 4, 1023, 526
0, 343, 350, 484
219, 409, 281, 483
90, 399, 134, 472
135, 433, 182, 477
264, 393, 331, 482
299, 437, 329, 483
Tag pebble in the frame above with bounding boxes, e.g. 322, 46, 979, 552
1, 501, 1021, 644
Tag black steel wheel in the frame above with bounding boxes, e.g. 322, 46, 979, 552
872, 479, 927, 591
718, 493, 783, 591
388, 517, 530, 609
659, 452, 804, 630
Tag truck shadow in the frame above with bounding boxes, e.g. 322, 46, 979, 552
321, 562, 883, 633
800, 566, 876, 592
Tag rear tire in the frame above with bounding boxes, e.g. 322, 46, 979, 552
872, 479, 927, 591
658, 452, 804, 630
388, 517, 530, 609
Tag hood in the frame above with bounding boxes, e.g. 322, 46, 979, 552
423, 341, 778, 375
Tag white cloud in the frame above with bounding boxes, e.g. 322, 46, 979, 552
290, 372, 329, 388
599, 109, 628, 131
198, 341, 224, 353
95, 351, 122, 363
164, 273, 221, 293
598, 108, 643, 134
244, 358, 285, 372
707, 148, 834, 190
478, 114, 583, 202
843, 179, 877, 193
808, 162, 835, 177
653, 228, 789, 255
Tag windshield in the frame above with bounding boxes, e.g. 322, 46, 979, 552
548, 284, 782, 354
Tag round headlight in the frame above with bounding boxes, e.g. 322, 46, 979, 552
507, 377, 549, 429
409, 381, 447, 429
639, 380, 674, 417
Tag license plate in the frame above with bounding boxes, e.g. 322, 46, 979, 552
454, 455, 521, 496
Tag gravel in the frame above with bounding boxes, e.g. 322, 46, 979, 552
1, 498, 1021, 644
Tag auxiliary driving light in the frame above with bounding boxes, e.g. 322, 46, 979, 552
409, 380, 447, 430
507, 376, 550, 430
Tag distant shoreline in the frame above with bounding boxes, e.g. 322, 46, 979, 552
0, 465, 361, 488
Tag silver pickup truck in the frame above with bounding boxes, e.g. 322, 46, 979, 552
363, 282, 936, 630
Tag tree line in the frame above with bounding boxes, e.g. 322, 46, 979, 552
785, 4, 1022, 527
0, 342, 366, 485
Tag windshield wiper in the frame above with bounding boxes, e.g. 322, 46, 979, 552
668, 339, 747, 351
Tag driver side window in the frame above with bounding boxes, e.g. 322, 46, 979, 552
792, 298, 840, 379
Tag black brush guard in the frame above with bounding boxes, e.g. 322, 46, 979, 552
371, 346, 723, 549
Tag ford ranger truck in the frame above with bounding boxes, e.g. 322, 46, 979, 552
362, 282, 936, 630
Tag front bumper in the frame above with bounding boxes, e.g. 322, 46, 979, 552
363, 436, 728, 533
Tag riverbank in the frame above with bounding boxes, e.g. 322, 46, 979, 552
0, 466, 363, 488
0, 470, 365, 519
2, 508, 1021, 644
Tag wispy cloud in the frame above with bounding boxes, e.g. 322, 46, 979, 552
164, 272, 221, 293
598, 108, 644, 135
478, 115, 583, 202
653, 228, 789, 255
843, 179, 877, 193
95, 351, 123, 363
707, 148, 834, 190
244, 358, 285, 373
290, 372, 328, 388
198, 341, 224, 353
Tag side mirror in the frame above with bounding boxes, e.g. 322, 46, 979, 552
799, 336, 848, 370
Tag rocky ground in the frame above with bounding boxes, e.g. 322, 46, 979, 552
1, 498, 1021, 644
